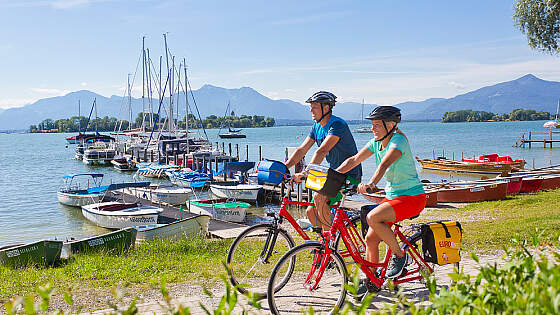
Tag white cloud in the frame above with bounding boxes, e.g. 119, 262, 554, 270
80, 82, 87, 87
448, 81, 466, 90
0, 98, 35, 110
31, 88, 70, 95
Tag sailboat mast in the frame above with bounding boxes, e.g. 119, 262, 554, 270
183, 58, 189, 153
94, 98, 98, 134
163, 33, 172, 136
142, 36, 146, 131
147, 48, 153, 129
128, 74, 132, 129
78, 100, 81, 133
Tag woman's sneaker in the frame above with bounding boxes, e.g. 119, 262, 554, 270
386, 253, 408, 278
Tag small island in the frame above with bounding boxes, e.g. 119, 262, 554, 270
29, 113, 275, 133
441, 109, 550, 123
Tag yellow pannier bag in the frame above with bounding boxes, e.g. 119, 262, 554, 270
421, 221, 462, 265
305, 164, 346, 198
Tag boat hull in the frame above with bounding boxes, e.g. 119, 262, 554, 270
81, 202, 162, 229
540, 173, 560, 190
134, 215, 210, 242
416, 157, 524, 175
363, 190, 438, 207
209, 184, 262, 201
57, 191, 105, 207
62, 228, 137, 258
187, 199, 249, 223
0, 240, 63, 268
123, 186, 191, 205
519, 176, 543, 193
431, 182, 508, 203
219, 133, 246, 139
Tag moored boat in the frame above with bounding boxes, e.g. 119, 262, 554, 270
425, 181, 508, 203
62, 228, 137, 258
416, 154, 525, 175
111, 155, 137, 171
134, 214, 210, 243
363, 190, 438, 207
57, 173, 107, 207
187, 198, 250, 223
519, 176, 543, 193
0, 240, 63, 268
81, 201, 163, 229
540, 173, 560, 190
123, 184, 191, 205
209, 184, 262, 201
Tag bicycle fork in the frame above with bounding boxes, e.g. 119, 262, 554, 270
258, 225, 280, 264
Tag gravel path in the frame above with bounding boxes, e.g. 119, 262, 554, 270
45, 253, 503, 314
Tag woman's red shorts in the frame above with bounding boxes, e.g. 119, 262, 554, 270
381, 193, 426, 223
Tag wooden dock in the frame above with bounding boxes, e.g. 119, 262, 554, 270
514, 131, 560, 148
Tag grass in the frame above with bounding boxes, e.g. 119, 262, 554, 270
0, 236, 231, 300
1, 189, 559, 301
418, 188, 560, 252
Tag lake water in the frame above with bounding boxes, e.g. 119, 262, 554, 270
1, 121, 558, 245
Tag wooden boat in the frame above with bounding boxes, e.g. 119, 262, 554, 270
416, 155, 525, 175
57, 173, 106, 207
62, 228, 137, 258
134, 214, 210, 242
540, 173, 560, 190
425, 181, 508, 203
209, 184, 262, 201
187, 198, 250, 223
460, 176, 523, 195
519, 176, 543, 193
123, 184, 191, 205
0, 240, 63, 268
81, 201, 163, 229
363, 190, 438, 207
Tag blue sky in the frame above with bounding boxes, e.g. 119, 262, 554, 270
0, 0, 558, 110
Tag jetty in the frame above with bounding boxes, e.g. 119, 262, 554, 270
514, 130, 560, 148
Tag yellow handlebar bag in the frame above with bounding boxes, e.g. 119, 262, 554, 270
421, 221, 462, 265
305, 164, 346, 198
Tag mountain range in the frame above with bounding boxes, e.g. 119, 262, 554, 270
0, 74, 558, 130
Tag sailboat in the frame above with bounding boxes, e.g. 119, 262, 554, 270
218, 102, 246, 139
543, 99, 560, 129
354, 99, 370, 133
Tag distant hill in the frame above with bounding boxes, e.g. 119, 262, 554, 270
399, 74, 560, 121
0, 74, 558, 130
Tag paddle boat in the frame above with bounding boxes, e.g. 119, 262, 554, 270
0, 240, 63, 268
187, 198, 250, 223
134, 214, 210, 243
57, 173, 107, 207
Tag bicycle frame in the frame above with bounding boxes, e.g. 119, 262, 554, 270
307, 207, 433, 291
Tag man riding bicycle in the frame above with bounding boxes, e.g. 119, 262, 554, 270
285, 91, 362, 232
336, 106, 426, 282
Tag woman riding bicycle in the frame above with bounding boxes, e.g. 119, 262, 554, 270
336, 105, 426, 280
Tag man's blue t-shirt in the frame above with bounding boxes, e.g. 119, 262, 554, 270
309, 115, 362, 180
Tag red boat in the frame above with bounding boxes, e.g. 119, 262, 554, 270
426, 181, 508, 203
519, 176, 543, 193
462, 154, 526, 166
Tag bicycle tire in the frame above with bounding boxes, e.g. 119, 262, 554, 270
267, 242, 348, 315
226, 223, 295, 299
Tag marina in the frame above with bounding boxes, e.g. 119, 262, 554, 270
1, 120, 560, 246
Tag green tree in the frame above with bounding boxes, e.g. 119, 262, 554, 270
514, 0, 560, 54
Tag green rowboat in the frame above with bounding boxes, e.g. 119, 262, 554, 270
63, 228, 137, 258
0, 240, 63, 268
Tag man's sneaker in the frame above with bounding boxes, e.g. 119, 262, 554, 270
386, 253, 408, 278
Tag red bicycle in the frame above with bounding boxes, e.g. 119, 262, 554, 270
266, 183, 459, 314
226, 177, 360, 299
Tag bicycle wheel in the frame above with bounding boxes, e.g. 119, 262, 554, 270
267, 242, 348, 315
404, 233, 460, 287
227, 223, 295, 298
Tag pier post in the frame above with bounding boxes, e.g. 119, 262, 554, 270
246, 144, 249, 162
259, 145, 262, 161
150, 150, 153, 162
229, 143, 232, 157
529, 132, 532, 148
174, 153, 178, 166
222, 142, 225, 154
215, 156, 218, 173
203, 156, 207, 173
236, 143, 239, 160
183, 153, 186, 167
432, 150, 435, 160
